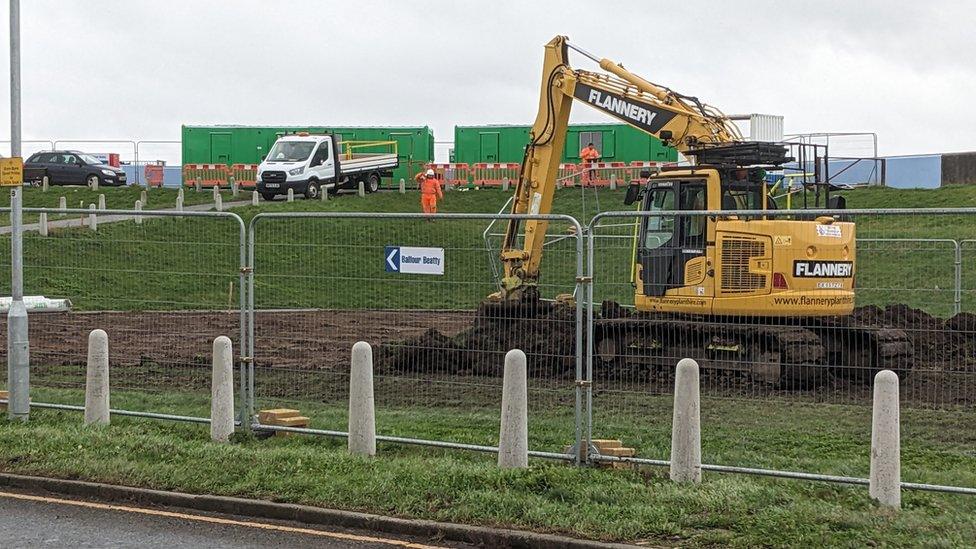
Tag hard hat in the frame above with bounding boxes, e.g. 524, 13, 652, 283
425, 169, 435, 176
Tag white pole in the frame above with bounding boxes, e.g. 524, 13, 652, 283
670, 358, 702, 483
6, 0, 30, 421
348, 341, 376, 456
140, 189, 147, 206
398, 178, 405, 194
210, 336, 234, 443
58, 195, 66, 213
134, 199, 142, 225
97, 193, 105, 210
287, 188, 294, 202
498, 349, 528, 468
215, 193, 223, 212
870, 369, 901, 509
38, 212, 47, 237
251, 190, 259, 206
88, 204, 97, 231
84, 329, 110, 426
357, 181, 365, 197
175, 195, 183, 212
41, 174, 47, 191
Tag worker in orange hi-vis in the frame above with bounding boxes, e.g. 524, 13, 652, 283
415, 168, 444, 220
579, 142, 600, 185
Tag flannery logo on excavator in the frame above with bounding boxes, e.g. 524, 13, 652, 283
793, 260, 853, 278
573, 83, 676, 134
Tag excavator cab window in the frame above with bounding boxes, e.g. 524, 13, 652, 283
637, 180, 707, 297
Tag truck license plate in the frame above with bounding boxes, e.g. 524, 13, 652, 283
266, 183, 279, 188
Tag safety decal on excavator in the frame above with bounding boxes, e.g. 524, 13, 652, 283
773, 235, 792, 246
816, 225, 842, 238
793, 260, 853, 278
574, 83, 677, 134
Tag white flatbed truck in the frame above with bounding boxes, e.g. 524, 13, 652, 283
256, 133, 398, 200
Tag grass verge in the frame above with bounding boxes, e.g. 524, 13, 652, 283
2, 386, 974, 547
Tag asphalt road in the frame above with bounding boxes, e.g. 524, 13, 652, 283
0, 490, 461, 548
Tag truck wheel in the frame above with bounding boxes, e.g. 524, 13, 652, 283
260, 192, 276, 201
305, 179, 320, 199
365, 173, 380, 193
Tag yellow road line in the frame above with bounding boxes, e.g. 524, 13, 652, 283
0, 490, 443, 548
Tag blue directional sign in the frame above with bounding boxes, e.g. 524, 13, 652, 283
384, 246, 444, 275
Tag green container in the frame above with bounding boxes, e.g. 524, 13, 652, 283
182, 125, 435, 184
453, 123, 677, 165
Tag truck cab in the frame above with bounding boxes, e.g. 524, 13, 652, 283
256, 133, 397, 201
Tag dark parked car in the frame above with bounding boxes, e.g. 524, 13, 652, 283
23, 151, 127, 187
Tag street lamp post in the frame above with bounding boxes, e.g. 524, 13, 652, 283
7, 0, 29, 421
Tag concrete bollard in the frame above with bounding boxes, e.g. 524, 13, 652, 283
58, 196, 66, 213
252, 190, 259, 206
210, 336, 235, 443
444, 180, 454, 192
870, 369, 901, 508
398, 178, 405, 194
230, 177, 239, 197
177, 187, 184, 201
98, 193, 106, 210
212, 186, 219, 202
609, 174, 617, 190
91, 178, 98, 191
287, 188, 294, 202
502, 177, 510, 192
195, 179, 202, 192
88, 204, 97, 231
175, 196, 183, 212
42, 175, 49, 192
84, 329, 110, 426
321, 186, 329, 201
498, 349, 529, 468
348, 341, 376, 456
357, 181, 366, 197
140, 189, 148, 206
215, 193, 223, 212
134, 200, 143, 225
670, 358, 702, 483
38, 213, 48, 237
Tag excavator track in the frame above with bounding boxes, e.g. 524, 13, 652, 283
592, 302, 915, 388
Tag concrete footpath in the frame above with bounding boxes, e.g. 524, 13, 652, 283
0, 200, 250, 235
0, 473, 636, 549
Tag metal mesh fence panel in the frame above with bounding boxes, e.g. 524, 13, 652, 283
585, 209, 976, 486
248, 212, 583, 453
0, 208, 246, 420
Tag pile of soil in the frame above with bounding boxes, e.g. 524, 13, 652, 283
376, 303, 577, 378
851, 304, 976, 372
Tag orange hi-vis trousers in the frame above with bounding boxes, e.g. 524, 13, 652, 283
421, 194, 438, 214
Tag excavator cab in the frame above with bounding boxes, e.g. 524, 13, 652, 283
636, 178, 707, 297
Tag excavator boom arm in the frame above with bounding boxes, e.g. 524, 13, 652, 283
497, 35, 741, 301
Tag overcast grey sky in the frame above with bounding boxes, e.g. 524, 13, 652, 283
1, 0, 973, 160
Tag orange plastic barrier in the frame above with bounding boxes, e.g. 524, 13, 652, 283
143, 163, 165, 188
557, 163, 579, 187
229, 164, 259, 189
628, 161, 661, 184
583, 162, 630, 187
423, 163, 469, 188
182, 164, 229, 188
470, 163, 520, 187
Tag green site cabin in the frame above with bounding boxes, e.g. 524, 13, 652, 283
452, 123, 678, 165
181, 125, 436, 186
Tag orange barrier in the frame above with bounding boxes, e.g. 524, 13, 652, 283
583, 162, 630, 186
182, 164, 229, 188
470, 163, 520, 187
229, 164, 259, 189
557, 163, 579, 187
628, 161, 661, 184
423, 163, 469, 188
143, 163, 165, 188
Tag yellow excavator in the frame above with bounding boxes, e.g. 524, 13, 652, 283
491, 36, 910, 385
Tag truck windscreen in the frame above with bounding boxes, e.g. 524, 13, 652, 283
267, 141, 315, 162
